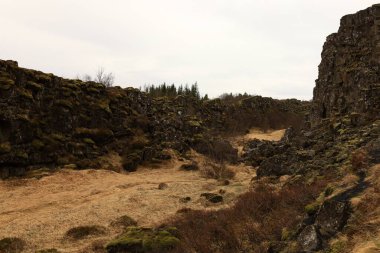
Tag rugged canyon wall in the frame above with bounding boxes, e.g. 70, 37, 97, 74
311, 4, 380, 126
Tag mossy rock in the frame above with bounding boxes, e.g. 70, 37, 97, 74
55, 99, 74, 109
97, 99, 112, 113
32, 139, 45, 150
26, 81, 43, 92
0, 77, 15, 90
83, 138, 96, 145
15, 150, 29, 160
49, 133, 66, 142
105, 227, 180, 253
0, 237, 26, 253
18, 88, 34, 100
187, 120, 202, 127
305, 202, 320, 215
0, 142, 11, 154
74, 128, 114, 143
36, 74, 52, 83
65, 225, 107, 240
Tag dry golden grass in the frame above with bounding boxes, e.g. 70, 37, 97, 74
0, 153, 254, 252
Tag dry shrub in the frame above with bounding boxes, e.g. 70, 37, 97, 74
351, 149, 369, 172
110, 215, 137, 230
195, 139, 238, 164
65, 225, 107, 240
169, 180, 326, 253
0, 237, 26, 253
200, 161, 235, 180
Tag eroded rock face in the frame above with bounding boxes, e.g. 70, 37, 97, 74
311, 4, 380, 126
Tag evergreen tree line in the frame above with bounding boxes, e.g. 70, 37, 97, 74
141, 83, 208, 100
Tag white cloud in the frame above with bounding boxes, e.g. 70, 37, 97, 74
0, 0, 378, 99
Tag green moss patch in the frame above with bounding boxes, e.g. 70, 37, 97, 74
106, 227, 180, 253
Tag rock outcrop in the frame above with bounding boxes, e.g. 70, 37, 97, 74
311, 4, 380, 126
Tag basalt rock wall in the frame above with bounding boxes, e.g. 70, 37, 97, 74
0, 60, 308, 178
311, 4, 380, 126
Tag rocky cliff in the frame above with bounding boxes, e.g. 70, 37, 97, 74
311, 4, 380, 126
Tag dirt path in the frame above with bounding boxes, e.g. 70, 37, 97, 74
0, 129, 284, 252
230, 128, 285, 155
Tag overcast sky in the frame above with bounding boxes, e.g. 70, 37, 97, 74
1, 1, 378, 99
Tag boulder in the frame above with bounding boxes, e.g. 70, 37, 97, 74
297, 225, 322, 252
315, 200, 350, 238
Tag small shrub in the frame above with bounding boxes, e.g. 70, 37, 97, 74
110, 215, 137, 230
0, 237, 26, 253
200, 161, 235, 180
65, 225, 107, 240
351, 149, 368, 172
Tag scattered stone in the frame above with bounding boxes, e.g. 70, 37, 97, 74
200, 193, 223, 203
158, 183, 168, 190
179, 197, 191, 203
